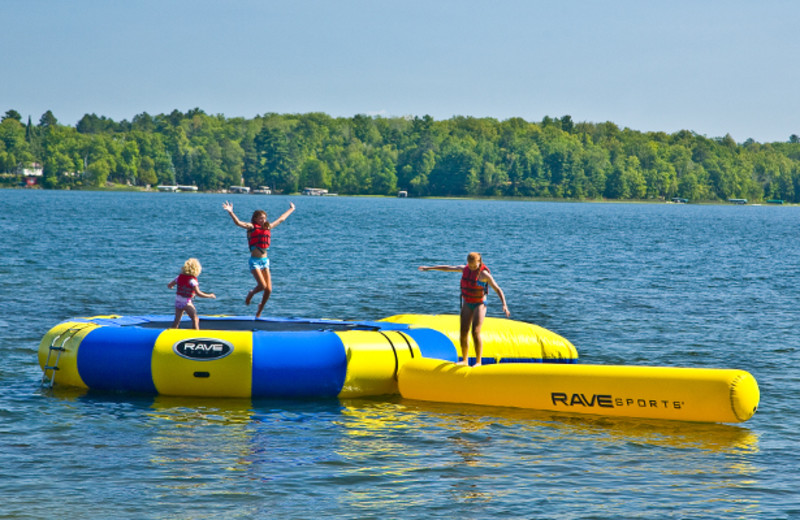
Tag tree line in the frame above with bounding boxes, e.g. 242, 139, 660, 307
2, 108, 800, 202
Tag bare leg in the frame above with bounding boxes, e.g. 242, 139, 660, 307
457, 303, 475, 365
255, 268, 272, 318
246, 268, 267, 305
185, 303, 199, 330
471, 303, 487, 366
171, 307, 184, 329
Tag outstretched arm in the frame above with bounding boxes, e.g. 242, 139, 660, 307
195, 288, 216, 299
269, 202, 296, 229
418, 265, 464, 273
222, 201, 252, 229
482, 271, 510, 317
167, 279, 176, 289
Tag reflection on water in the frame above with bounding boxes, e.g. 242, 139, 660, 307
335, 397, 764, 514
47, 385, 91, 401
34, 379, 765, 517
397, 398, 760, 455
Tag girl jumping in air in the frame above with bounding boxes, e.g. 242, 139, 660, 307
223, 200, 295, 318
419, 252, 510, 366
167, 258, 216, 329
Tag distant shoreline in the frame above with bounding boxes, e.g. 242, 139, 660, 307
2, 184, 792, 206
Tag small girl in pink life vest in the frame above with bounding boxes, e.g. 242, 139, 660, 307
167, 258, 216, 330
419, 252, 510, 367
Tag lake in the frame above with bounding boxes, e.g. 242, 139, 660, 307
1, 189, 798, 519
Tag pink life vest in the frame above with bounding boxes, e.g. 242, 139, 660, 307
175, 274, 197, 299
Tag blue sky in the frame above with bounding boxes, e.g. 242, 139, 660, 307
3, 0, 798, 143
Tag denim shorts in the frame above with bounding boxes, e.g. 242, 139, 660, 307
249, 256, 270, 271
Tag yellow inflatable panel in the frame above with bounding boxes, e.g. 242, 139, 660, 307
338, 330, 421, 398
398, 358, 759, 423
380, 314, 577, 362
38, 320, 100, 389
152, 329, 253, 398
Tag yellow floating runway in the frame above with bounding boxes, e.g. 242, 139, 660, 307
398, 358, 759, 423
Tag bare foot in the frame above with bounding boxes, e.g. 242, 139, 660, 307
255, 304, 265, 318
455, 359, 469, 366
245, 290, 254, 305
473, 362, 482, 367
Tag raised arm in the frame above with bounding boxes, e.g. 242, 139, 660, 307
222, 201, 252, 229
418, 265, 465, 273
269, 202, 296, 229
481, 271, 510, 317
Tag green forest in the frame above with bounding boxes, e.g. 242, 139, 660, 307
2, 108, 800, 202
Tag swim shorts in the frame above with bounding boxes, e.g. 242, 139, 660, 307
463, 300, 486, 311
249, 256, 270, 271
175, 295, 193, 310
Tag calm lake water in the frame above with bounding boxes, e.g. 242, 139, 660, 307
1, 189, 798, 519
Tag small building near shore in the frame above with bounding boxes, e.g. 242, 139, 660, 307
21, 163, 43, 186
22, 163, 43, 177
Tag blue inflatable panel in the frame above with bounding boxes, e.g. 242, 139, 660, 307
72, 315, 156, 327
77, 326, 160, 393
401, 328, 457, 362
251, 331, 347, 398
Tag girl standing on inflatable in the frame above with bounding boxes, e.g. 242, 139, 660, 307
167, 258, 216, 329
419, 252, 510, 366
223, 200, 295, 318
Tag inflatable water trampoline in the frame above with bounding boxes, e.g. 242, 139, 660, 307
39, 313, 759, 423
39, 313, 575, 398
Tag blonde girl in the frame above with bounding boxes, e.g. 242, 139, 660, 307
167, 258, 216, 329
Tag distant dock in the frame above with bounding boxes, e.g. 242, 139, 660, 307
157, 185, 197, 192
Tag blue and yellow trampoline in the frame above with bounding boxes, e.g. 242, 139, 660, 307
39, 314, 577, 399
38, 314, 760, 423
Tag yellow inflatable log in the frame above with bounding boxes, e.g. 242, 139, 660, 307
381, 314, 577, 363
398, 358, 759, 423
